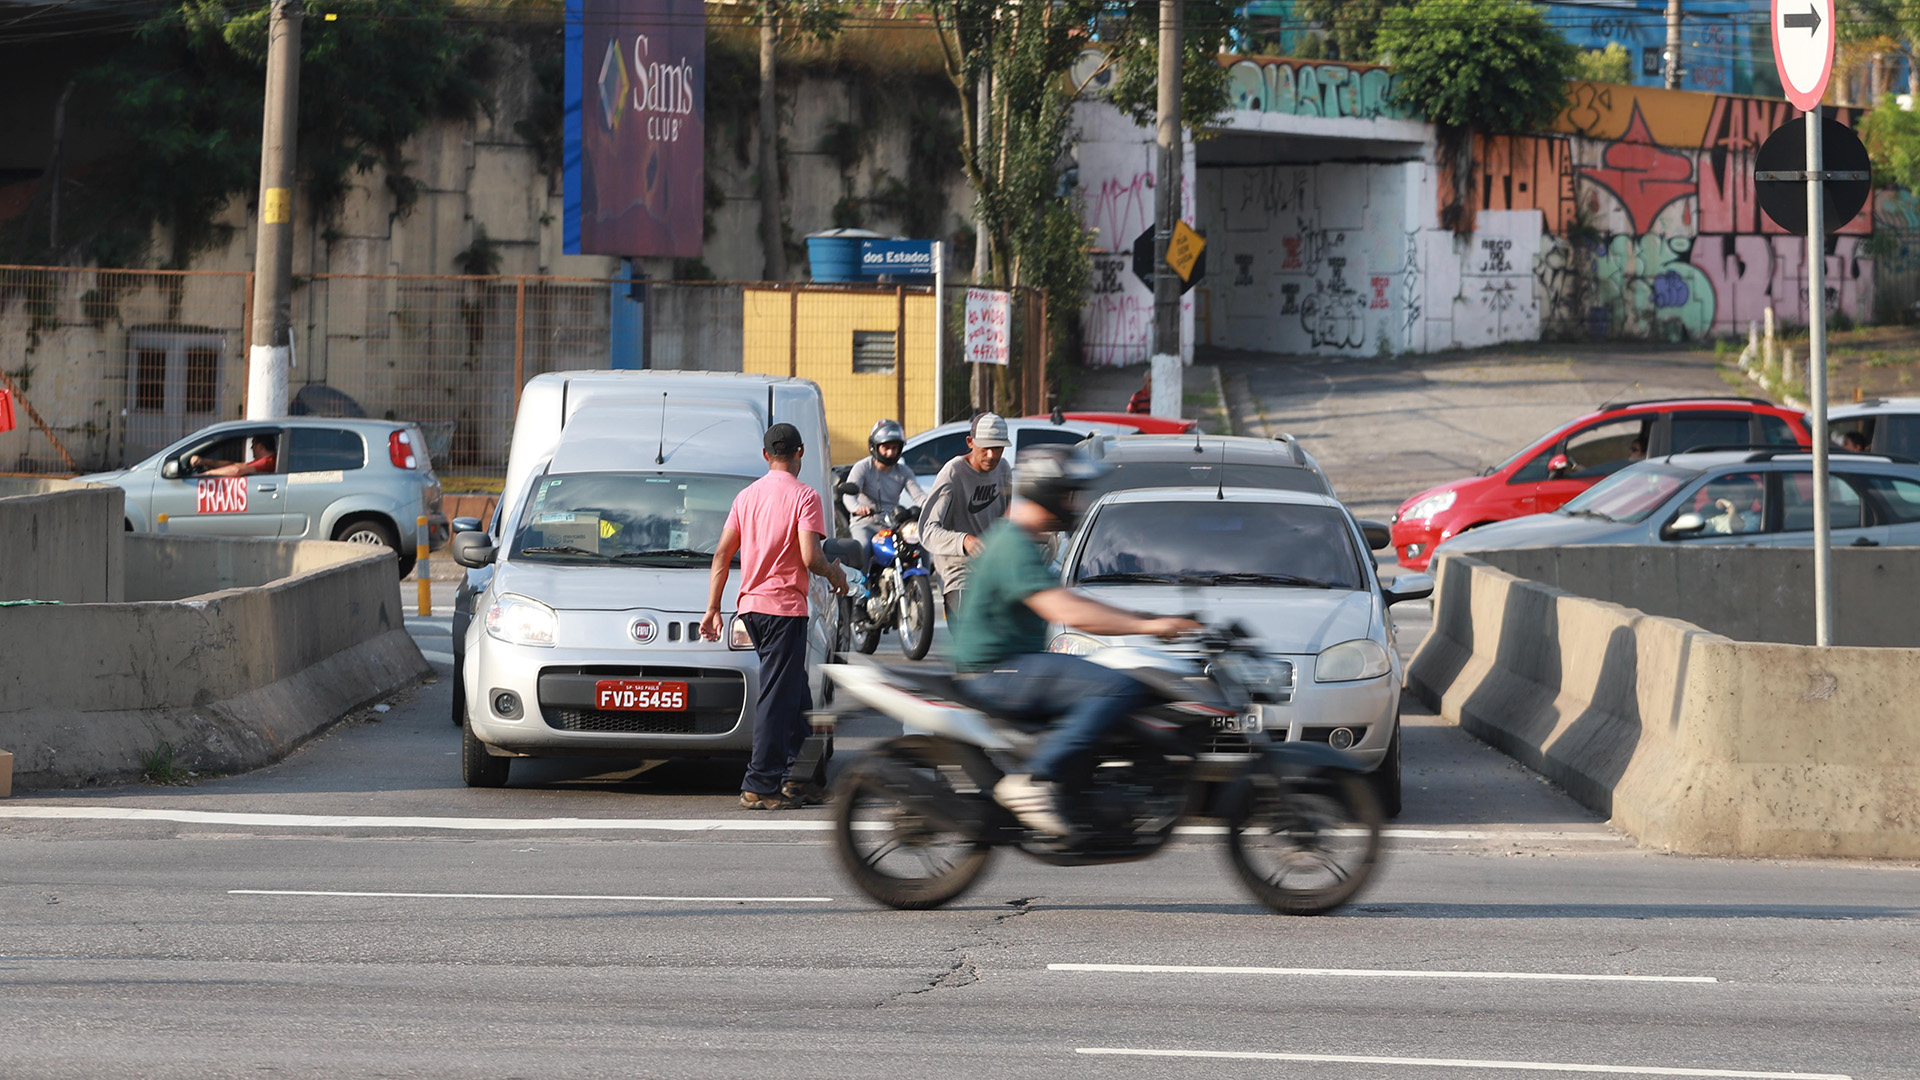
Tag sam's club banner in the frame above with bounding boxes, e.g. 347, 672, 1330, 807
564, 0, 704, 257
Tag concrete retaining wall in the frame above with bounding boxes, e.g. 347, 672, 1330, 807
1470, 545, 1920, 647
1406, 553, 1920, 858
0, 537, 427, 790
0, 477, 124, 604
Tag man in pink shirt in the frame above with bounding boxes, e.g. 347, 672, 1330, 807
701, 423, 849, 810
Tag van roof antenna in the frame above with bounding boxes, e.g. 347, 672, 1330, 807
1193, 427, 1204, 454
1215, 437, 1228, 500
655, 392, 668, 465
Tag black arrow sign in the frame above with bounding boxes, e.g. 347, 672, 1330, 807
1783, 4, 1822, 33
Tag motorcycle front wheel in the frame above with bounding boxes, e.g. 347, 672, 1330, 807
898, 575, 935, 661
1222, 769, 1382, 915
833, 750, 993, 910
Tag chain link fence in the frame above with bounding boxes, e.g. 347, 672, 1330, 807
1, 265, 1052, 475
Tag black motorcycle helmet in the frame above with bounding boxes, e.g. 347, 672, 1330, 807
1014, 444, 1111, 530
868, 418, 906, 463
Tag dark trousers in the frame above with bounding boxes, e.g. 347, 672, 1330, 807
742, 612, 812, 795
943, 589, 963, 630
963, 653, 1147, 783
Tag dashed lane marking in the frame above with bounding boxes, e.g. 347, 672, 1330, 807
230, 889, 829, 903
1074, 1048, 1848, 1079
1050, 963, 1715, 984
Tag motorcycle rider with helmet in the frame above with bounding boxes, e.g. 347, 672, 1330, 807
843, 419, 927, 547
949, 444, 1201, 836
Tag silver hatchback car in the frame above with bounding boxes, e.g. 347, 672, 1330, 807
78, 417, 447, 575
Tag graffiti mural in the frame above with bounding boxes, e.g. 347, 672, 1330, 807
1224, 58, 1415, 122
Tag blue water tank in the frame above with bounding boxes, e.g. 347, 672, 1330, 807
806, 228, 885, 283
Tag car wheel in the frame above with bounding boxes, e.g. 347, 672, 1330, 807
1371, 728, 1403, 818
334, 515, 411, 577
462, 716, 510, 788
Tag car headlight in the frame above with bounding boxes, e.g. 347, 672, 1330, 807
485, 593, 557, 647
1404, 491, 1457, 520
897, 520, 921, 545
1049, 632, 1106, 656
1315, 638, 1391, 682
729, 615, 754, 650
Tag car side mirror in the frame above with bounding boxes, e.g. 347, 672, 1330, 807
1384, 572, 1434, 604
1548, 453, 1573, 476
1356, 519, 1392, 551
161, 459, 181, 480
451, 531, 497, 568
450, 516, 482, 535
1664, 512, 1706, 539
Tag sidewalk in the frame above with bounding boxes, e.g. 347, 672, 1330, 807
1059, 360, 1233, 434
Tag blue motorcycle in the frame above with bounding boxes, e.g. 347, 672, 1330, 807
837, 486, 936, 661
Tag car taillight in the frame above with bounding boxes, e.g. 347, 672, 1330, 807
389, 430, 418, 470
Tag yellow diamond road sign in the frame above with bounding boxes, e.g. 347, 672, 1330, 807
1166, 220, 1205, 282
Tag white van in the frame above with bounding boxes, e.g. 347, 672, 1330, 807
450, 371, 845, 787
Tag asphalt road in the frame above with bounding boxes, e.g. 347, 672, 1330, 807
4, 349, 1915, 1078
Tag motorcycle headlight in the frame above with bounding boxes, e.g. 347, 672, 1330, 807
729, 616, 754, 650
1314, 638, 1391, 682
1216, 654, 1292, 696
1404, 490, 1457, 521
1049, 632, 1106, 656
485, 593, 557, 648
897, 520, 921, 545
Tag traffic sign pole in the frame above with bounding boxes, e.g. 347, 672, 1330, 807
1805, 110, 1832, 647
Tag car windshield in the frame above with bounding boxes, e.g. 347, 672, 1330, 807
1558, 463, 1696, 523
1090, 460, 1329, 497
1072, 501, 1366, 590
510, 472, 751, 564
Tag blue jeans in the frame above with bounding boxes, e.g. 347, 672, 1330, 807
962, 654, 1147, 782
742, 612, 812, 795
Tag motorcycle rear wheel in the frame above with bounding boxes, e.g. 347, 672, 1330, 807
898, 576, 935, 661
1222, 770, 1382, 915
833, 755, 993, 910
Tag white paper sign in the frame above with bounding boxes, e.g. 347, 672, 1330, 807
964, 288, 1011, 366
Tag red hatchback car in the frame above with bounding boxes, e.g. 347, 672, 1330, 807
1390, 397, 1811, 569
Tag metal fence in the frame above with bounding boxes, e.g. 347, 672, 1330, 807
0, 265, 1052, 475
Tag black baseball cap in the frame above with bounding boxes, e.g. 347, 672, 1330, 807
764, 423, 804, 455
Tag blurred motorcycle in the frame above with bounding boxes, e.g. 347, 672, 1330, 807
818, 622, 1383, 915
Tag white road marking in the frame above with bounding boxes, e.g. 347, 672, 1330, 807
1050, 963, 1716, 984
1074, 1048, 1849, 1079
230, 889, 829, 903
0, 806, 1622, 841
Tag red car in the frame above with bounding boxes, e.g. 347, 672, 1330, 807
1029, 411, 1199, 434
1390, 397, 1812, 569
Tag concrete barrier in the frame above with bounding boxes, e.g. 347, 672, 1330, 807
1406, 552, 1920, 858
0, 477, 124, 603
0, 536, 427, 790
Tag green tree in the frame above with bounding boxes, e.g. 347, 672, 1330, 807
84, 0, 493, 267
752, 1, 844, 280
1295, 0, 1413, 63
1860, 98, 1920, 190
1573, 42, 1633, 84
1375, 0, 1577, 232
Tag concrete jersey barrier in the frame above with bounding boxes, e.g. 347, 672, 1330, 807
1406, 551, 1920, 859
0, 477, 124, 604
0, 536, 428, 790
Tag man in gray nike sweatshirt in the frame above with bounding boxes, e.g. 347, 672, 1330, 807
921, 412, 1012, 625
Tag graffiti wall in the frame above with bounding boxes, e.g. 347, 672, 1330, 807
1082, 65, 1893, 364
1076, 103, 1195, 367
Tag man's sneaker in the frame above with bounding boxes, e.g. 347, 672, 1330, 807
781, 781, 827, 807
740, 789, 802, 811
993, 774, 1070, 836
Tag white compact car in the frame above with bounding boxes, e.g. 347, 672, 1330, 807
1048, 487, 1431, 815
451, 371, 844, 788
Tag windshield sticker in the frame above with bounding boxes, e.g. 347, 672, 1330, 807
287, 470, 344, 485
599, 519, 619, 540
196, 477, 248, 514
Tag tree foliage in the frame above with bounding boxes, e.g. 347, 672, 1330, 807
1572, 42, 1633, 85
1375, 0, 1578, 134
1294, 0, 1412, 63
1860, 99, 1920, 190
86, 0, 494, 266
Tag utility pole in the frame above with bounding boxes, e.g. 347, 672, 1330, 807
247, 0, 302, 420
1151, 0, 1182, 406
758, 2, 787, 281
1664, 0, 1683, 90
